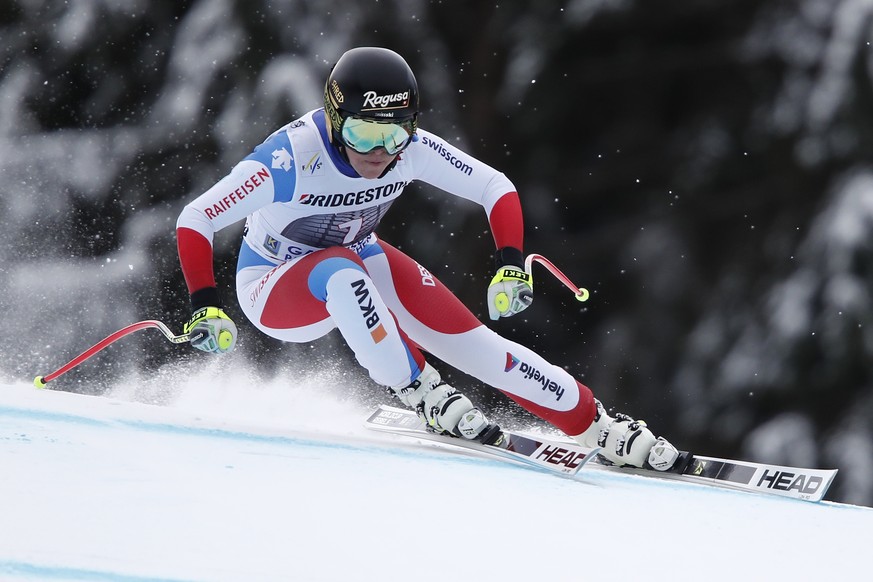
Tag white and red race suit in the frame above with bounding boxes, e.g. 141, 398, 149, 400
176, 109, 595, 436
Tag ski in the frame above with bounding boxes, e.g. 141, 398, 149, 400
365, 405, 838, 502
365, 405, 601, 477
626, 451, 838, 503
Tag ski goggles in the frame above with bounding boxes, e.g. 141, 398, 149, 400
340, 116, 415, 155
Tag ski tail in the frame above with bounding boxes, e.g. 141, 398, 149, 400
366, 405, 600, 476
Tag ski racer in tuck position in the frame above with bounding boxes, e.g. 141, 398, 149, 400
176, 46, 680, 471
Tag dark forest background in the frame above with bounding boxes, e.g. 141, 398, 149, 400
2, 0, 873, 505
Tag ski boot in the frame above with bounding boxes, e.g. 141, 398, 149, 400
390, 363, 504, 446
575, 399, 680, 471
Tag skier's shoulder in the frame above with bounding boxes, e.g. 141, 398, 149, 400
407, 127, 473, 164
248, 110, 321, 160
408, 126, 445, 154
405, 127, 480, 179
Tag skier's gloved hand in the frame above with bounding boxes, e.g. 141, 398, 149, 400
184, 307, 238, 354
487, 266, 533, 320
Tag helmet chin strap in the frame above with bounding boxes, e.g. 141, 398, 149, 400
379, 156, 400, 178
332, 139, 350, 164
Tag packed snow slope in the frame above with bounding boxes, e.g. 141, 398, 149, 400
1, 366, 871, 582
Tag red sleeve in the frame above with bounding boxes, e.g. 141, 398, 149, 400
488, 192, 524, 251
177, 227, 216, 293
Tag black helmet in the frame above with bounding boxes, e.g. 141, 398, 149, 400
324, 47, 419, 148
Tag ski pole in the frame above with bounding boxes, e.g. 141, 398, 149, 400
525, 253, 590, 302
33, 320, 190, 388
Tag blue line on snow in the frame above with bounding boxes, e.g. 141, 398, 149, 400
0, 560, 193, 582
0, 404, 503, 471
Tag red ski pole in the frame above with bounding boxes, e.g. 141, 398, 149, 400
33, 320, 190, 388
524, 253, 590, 302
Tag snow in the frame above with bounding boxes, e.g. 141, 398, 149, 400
1, 370, 871, 582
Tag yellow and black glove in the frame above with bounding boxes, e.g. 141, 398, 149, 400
487, 265, 533, 321
184, 306, 238, 354
487, 248, 533, 320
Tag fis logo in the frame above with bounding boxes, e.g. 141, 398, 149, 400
300, 152, 324, 176
351, 279, 387, 343
504, 352, 565, 401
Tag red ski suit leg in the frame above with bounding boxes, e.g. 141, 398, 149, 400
363, 241, 596, 437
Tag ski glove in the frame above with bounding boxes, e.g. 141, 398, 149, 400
184, 307, 238, 354
487, 266, 533, 320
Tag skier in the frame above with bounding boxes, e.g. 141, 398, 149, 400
176, 47, 680, 471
